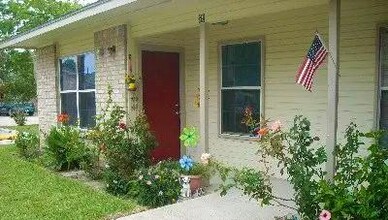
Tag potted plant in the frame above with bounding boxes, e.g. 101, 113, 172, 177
178, 154, 211, 192
125, 73, 137, 91
178, 126, 212, 195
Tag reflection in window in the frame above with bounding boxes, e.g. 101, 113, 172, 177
59, 52, 96, 128
221, 42, 261, 134
79, 92, 96, 128
78, 53, 96, 90
60, 57, 77, 91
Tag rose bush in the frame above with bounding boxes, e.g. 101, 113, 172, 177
215, 116, 388, 220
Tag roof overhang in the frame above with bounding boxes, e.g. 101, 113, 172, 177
0, 0, 172, 49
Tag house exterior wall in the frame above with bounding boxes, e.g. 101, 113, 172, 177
94, 25, 128, 113
34, 45, 58, 137
179, 0, 388, 171
33, 0, 388, 175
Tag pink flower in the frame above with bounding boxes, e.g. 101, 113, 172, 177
200, 153, 212, 164
319, 210, 331, 220
270, 120, 282, 132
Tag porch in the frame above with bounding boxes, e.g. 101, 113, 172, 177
128, 0, 385, 176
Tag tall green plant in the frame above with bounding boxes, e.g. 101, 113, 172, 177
216, 116, 388, 220
45, 125, 87, 171
87, 87, 157, 195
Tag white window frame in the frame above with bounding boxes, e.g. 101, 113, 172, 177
218, 39, 264, 137
58, 52, 96, 127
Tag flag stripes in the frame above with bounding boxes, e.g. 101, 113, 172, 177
296, 34, 328, 91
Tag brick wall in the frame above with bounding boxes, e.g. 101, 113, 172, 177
34, 45, 58, 136
94, 25, 127, 113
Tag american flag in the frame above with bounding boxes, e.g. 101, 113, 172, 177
296, 34, 328, 91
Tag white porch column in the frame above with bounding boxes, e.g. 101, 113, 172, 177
199, 13, 209, 154
326, 0, 340, 180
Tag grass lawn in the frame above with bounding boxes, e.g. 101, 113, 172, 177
0, 145, 139, 220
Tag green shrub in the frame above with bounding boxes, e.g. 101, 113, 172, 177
14, 132, 40, 161
87, 87, 156, 195
215, 116, 388, 220
11, 110, 26, 126
80, 146, 104, 180
128, 160, 182, 207
45, 125, 87, 171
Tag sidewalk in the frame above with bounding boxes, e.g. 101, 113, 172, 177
119, 178, 295, 220
0, 116, 38, 126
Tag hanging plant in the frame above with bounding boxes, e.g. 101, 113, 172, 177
125, 73, 137, 91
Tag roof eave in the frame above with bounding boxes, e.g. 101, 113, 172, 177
0, 0, 138, 49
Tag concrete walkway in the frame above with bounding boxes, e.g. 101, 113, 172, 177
0, 116, 38, 126
119, 179, 295, 220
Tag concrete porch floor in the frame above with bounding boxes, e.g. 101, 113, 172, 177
118, 178, 296, 220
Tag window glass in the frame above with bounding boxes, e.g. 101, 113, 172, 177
78, 53, 96, 90
59, 52, 96, 128
221, 41, 261, 134
222, 42, 261, 87
79, 92, 96, 128
61, 93, 77, 125
60, 57, 77, 91
222, 90, 260, 133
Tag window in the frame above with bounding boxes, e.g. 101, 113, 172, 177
379, 27, 388, 146
220, 41, 262, 134
59, 52, 96, 128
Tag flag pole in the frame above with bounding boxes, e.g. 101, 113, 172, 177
326, 0, 340, 181
316, 32, 339, 74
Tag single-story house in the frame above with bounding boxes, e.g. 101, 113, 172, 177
1, 0, 387, 177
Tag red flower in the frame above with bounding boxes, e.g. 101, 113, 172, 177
57, 113, 70, 124
258, 128, 269, 137
119, 122, 127, 130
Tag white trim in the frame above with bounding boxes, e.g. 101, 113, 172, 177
326, 0, 340, 181
221, 86, 261, 90
218, 39, 264, 137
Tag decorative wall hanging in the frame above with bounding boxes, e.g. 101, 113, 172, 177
126, 74, 137, 91
193, 87, 200, 108
126, 54, 137, 91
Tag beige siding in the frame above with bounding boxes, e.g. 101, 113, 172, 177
182, 6, 329, 171
58, 34, 94, 57
52, 0, 388, 174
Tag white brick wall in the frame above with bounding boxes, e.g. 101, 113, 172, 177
94, 25, 127, 113
34, 45, 58, 136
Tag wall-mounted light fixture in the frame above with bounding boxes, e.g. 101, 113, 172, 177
107, 45, 116, 55
211, 20, 229, 26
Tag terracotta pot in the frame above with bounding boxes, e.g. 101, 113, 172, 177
188, 175, 202, 191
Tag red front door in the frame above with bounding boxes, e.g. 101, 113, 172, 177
142, 51, 180, 162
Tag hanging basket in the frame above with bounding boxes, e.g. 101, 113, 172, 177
128, 82, 137, 91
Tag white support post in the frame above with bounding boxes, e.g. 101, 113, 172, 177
326, 0, 340, 180
199, 13, 209, 156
